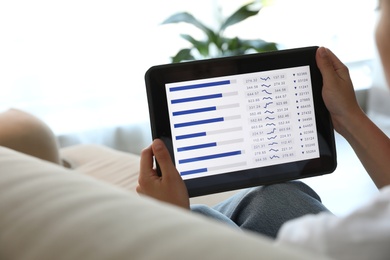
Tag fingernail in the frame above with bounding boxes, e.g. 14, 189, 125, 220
319, 47, 328, 58
153, 139, 163, 151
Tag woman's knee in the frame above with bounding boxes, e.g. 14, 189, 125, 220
261, 181, 322, 202
0, 108, 61, 165
191, 204, 239, 229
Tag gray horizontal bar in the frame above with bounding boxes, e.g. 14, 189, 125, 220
222, 91, 238, 97
216, 103, 240, 110
207, 127, 243, 135
224, 115, 241, 121
208, 162, 247, 172
217, 138, 244, 146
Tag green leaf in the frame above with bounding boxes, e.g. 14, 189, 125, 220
240, 39, 278, 52
225, 37, 242, 52
162, 12, 216, 40
161, 1, 279, 62
180, 34, 210, 57
171, 48, 195, 63
220, 2, 261, 32
220, 37, 278, 56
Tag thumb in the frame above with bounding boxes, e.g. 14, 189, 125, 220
152, 139, 179, 179
316, 47, 350, 82
316, 47, 333, 74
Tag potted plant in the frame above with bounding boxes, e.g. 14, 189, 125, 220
162, 1, 278, 63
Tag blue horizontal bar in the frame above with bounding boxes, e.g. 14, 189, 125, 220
177, 142, 216, 152
171, 93, 222, 104
180, 168, 208, 176
179, 150, 242, 164
170, 80, 230, 92
176, 132, 206, 140
174, 117, 224, 128
173, 106, 216, 116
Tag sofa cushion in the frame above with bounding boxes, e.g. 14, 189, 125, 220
60, 144, 241, 206
60, 144, 140, 192
0, 146, 332, 260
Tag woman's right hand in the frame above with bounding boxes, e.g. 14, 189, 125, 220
136, 139, 190, 209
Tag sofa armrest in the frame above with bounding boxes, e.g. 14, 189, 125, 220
60, 144, 140, 192
0, 146, 332, 260
60, 144, 240, 206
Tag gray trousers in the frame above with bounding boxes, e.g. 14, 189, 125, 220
191, 181, 330, 238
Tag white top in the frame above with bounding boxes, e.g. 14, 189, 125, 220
276, 186, 390, 260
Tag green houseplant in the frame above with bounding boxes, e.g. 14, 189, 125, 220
162, 1, 278, 63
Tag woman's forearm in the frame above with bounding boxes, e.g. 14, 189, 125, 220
339, 110, 390, 189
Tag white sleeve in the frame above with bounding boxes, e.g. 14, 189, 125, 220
276, 186, 390, 260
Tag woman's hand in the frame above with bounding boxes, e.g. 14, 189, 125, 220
316, 47, 390, 188
315, 47, 365, 136
136, 139, 190, 209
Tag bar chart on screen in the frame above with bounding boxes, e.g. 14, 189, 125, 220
166, 66, 320, 180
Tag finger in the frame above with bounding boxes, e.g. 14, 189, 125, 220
152, 139, 179, 180
140, 145, 154, 172
138, 145, 156, 185
316, 47, 349, 81
316, 47, 335, 76
136, 184, 144, 194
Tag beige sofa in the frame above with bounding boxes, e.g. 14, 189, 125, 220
2, 87, 389, 259
0, 145, 333, 260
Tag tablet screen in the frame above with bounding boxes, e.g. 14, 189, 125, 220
145, 46, 336, 197
165, 65, 319, 180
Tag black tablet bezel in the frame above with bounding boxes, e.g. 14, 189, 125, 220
145, 46, 337, 197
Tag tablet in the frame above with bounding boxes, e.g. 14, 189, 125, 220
145, 46, 337, 197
